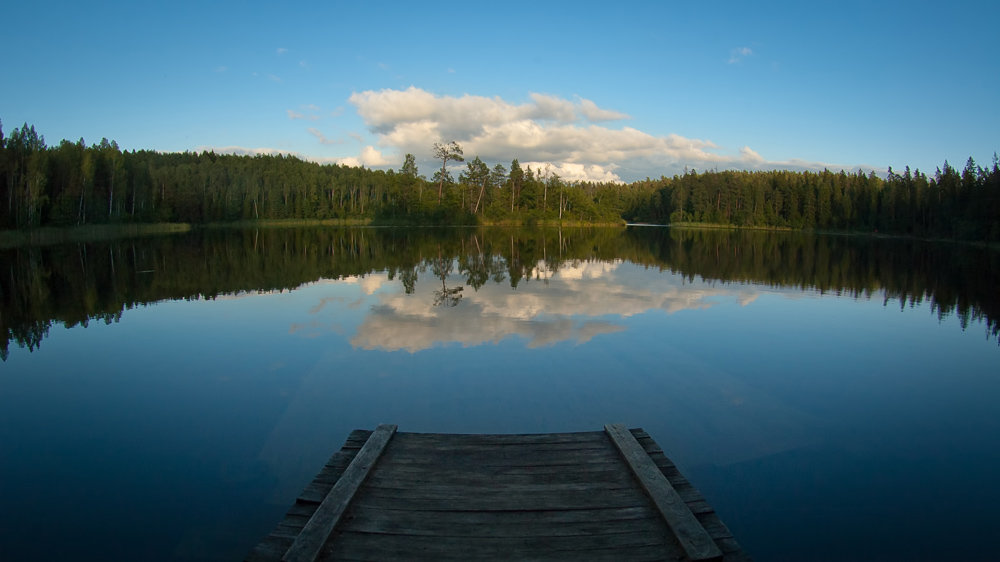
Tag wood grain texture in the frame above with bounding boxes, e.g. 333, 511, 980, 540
605, 423, 724, 561
281, 424, 396, 562
248, 425, 749, 561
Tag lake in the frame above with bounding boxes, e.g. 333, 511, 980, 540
1, 226, 998, 561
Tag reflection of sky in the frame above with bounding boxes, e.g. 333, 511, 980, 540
292, 259, 766, 353
3, 256, 999, 562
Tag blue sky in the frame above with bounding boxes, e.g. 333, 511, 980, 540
3, 1, 997, 182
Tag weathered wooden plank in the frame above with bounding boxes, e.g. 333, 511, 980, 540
341, 505, 656, 527
389, 431, 608, 445
372, 449, 619, 468
386, 438, 611, 451
273, 522, 306, 539
246, 537, 294, 562
252, 426, 746, 562
362, 467, 635, 488
278, 513, 311, 527
392, 440, 608, 453
697, 514, 735, 540
352, 487, 644, 509
675, 485, 707, 504
324, 529, 680, 561
349, 488, 651, 512
281, 423, 397, 562
683, 499, 715, 515
606, 423, 723, 561
284, 502, 319, 518
326, 543, 673, 562
637, 435, 749, 560
248, 437, 370, 560
714, 536, 753, 560
297, 482, 335, 505
362, 478, 638, 495
339, 507, 668, 538
369, 458, 624, 475
655, 465, 687, 483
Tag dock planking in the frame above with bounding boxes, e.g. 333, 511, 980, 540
248, 424, 748, 561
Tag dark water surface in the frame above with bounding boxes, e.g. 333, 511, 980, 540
1, 226, 998, 560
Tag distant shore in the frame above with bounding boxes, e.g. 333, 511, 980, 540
2, 219, 995, 250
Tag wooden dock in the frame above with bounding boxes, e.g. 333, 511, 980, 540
248, 424, 748, 561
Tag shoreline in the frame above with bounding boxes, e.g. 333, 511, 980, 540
1, 219, 995, 250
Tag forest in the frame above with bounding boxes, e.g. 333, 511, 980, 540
1, 120, 998, 241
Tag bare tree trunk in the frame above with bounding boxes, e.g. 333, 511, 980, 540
78, 187, 86, 225
438, 164, 445, 204
473, 179, 486, 215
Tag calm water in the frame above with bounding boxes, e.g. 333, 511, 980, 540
1, 226, 998, 561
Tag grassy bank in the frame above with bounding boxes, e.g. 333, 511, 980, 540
203, 218, 372, 229
0, 223, 192, 248
664, 222, 795, 232
481, 219, 626, 227
665, 221, 998, 250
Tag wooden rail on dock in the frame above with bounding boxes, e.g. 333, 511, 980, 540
248, 424, 748, 561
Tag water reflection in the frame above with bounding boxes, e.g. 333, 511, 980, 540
3, 226, 999, 561
344, 259, 768, 352
431, 247, 464, 308
1, 226, 998, 359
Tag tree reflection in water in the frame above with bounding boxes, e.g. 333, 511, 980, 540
1, 226, 998, 359
432, 246, 463, 307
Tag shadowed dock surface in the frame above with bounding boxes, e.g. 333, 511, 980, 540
248, 424, 748, 561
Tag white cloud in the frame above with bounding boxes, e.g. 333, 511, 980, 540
729, 46, 753, 64
359, 146, 390, 166
347, 87, 629, 137
344, 87, 831, 182
307, 128, 342, 145
577, 98, 629, 122
520, 162, 621, 183
527, 93, 577, 122
290, 106, 323, 122
336, 146, 390, 168
739, 146, 763, 164
335, 157, 361, 167
276, 47, 288, 55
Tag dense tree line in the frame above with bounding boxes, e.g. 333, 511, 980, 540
3, 226, 997, 359
616, 161, 1000, 242
0, 121, 630, 229
1, 120, 996, 240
